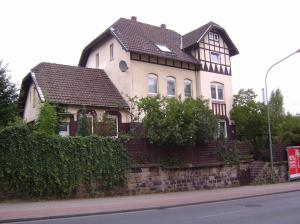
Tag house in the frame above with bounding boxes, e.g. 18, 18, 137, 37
20, 63, 129, 136
20, 16, 239, 138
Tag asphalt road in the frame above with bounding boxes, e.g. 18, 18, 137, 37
14, 191, 300, 224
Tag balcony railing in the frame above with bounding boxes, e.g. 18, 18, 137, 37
212, 102, 227, 117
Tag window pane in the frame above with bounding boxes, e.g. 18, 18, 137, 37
211, 86, 216, 99
210, 52, 220, 63
217, 86, 224, 100
148, 75, 157, 94
167, 77, 175, 96
184, 80, 192, 97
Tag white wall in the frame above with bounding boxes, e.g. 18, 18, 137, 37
23, 83, 41, 122
85, 36, 132, 99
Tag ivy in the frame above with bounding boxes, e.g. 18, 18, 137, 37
0, 125, 129, 198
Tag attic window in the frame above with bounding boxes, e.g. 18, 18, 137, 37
155, 44, 172, 53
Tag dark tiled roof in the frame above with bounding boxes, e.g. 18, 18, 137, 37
29, 62, 128, 109
182, 21, 239, 56
79, 18, 199, 66
79, 18, 238, 66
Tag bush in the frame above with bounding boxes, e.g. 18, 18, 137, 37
138, 96, 218, 146
0, 125, 129, 198
35, 102, 57, 135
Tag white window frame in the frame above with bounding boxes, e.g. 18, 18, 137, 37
218, 120, 227, 138
87, 114, 94, 135
214, 33, 219, 41
184, 79, 192, 97
211, 82, 224, 101
106, 114, 119, 138
167, 76, 176, 97
148, 74, 158, 96
58, 122, 70, 137
208, 32, 214, 40
210, 51, 220, 63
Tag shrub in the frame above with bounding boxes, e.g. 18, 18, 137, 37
35, 102, 57, 135
138, 96, 218, 146
0, 125, 129, 198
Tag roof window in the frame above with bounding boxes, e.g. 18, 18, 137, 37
155, 44, 172, 52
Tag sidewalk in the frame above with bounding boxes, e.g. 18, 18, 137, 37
1, 181, 300, 223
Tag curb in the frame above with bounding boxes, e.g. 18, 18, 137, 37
1, 189, 300, 223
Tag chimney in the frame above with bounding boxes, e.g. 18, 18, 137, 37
160, 24, 166, 29
131, 16, 137, 21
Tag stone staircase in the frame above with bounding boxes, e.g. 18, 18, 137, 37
250, 161, 269, 183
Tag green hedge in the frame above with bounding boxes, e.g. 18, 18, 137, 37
0, 125, 129, 198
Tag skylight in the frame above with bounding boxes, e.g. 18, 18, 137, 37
155, 44, 172, 52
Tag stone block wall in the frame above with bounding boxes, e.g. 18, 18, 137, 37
127, 164, 244, 195
251, 161, 288, 184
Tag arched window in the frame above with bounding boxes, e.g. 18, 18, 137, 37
148, 74, 158, 96
210, 82, 224, 100
184, 79, 192, 97
167, 76, 176, 97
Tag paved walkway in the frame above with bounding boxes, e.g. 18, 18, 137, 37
1, 181, 300, 223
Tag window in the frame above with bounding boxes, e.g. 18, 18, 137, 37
148, 74, 158, 95
95, 53, 99, 68
106, 114, 118, 137
208, 32, 214, 40
214, 33, 219, 41
87, 114, 94, 135
218, 120, 227, 138
210, 52, 220, 63
211, 82, 224, 100
59, 122, 70, 137
167, 77, 176, 97
184, 79, 192, 97
155, 44, 172, 52
110, 44, 114, 60
209, 32, 219, 41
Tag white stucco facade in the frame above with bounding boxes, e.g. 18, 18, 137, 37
23, 83, 42, 123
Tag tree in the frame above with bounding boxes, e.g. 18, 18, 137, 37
269, 88, 285, 119
0, 61, 18, 129
230, 89, 268, 159
35, 102, 57, 135
77, 106, 90, 136
138, 96, 218, 146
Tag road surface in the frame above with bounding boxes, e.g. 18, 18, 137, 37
13, 191, 300, 224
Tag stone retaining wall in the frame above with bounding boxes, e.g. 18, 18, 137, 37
127, 163, 248, 195
251, 161, 288, 184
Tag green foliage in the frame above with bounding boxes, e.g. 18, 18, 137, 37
0, 61, 18, 129
0, 125, 129, 198
35, 102, 57, 135
278, 113, 300, 144
230, 89, 268, 159
138, 96, 218, 146
217, 141, 240, 165
269, 89, 285, 119
77, 106, 90, 136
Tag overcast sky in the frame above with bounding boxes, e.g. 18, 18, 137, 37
1, 0, 300, 114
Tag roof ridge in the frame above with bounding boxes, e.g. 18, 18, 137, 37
33, 62, 106, 73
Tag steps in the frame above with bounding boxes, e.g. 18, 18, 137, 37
250, 161, 268, 182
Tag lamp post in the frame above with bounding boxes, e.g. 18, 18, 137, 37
265, 49, 300, 183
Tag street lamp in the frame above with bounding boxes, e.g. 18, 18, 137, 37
265, 49, 300, 183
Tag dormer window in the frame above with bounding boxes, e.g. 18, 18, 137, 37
155, 44, 172, 53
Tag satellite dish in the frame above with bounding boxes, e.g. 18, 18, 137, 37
119, 60, 128, 72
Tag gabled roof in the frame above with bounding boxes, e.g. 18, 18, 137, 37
79, 18, 199, 66
19, 62, 129, 114
182, 21, 239, 56
79, 18, 239, 67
